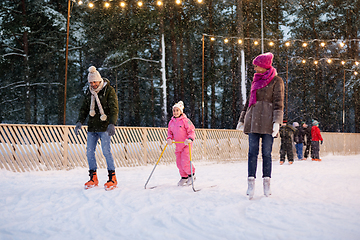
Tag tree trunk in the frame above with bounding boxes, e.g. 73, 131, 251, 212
207, 0, 214, 128
354, 86, 360, 133
21, 0, 31, 123
185, 30, 195, 121
235, 0, 244, 128
169, 6, 179, 102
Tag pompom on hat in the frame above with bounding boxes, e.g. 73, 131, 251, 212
252, 52, 274, 69
88, 66, 103, 82
172, 101, 184, 113
312, 119, 319, 126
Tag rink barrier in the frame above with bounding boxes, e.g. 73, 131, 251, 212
0, 124, 359, 172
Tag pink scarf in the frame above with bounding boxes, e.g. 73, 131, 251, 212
248, 66, 277, 107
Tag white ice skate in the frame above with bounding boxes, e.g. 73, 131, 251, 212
178, 178, 189, 186
263, 177, 271, 197
247, 177, 255, 200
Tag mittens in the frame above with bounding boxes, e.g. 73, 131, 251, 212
184, 139, 193, 145
106, 124, 115, 136
272, 123, 280, 137
74, 122, 82, 136
236, 122, 244, 131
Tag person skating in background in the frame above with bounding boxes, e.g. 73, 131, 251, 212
302, 122, 312, 160
293, 121, 305, 161
279, 119, 296, 165
311, 120, 323, 161
236, 52, 284, 199
167, 101, 196, 186
74, 66, 119, 191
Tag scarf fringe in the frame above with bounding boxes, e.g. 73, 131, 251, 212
89, 81, 107, 121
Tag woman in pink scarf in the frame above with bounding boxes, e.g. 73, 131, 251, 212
237, 52, 284, 199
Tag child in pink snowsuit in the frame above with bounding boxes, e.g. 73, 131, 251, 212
167, 101, 196, 186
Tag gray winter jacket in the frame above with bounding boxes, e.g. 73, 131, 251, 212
239, 75, 284, 135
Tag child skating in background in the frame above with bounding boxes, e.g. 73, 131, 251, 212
167, 101, 196, 186
279, 119, 296, 165
311, 120, 323, 161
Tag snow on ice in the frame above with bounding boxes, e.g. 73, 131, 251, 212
1, 155, 360, 240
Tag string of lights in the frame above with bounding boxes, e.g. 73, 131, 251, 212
73, 0, 204, 8
68, 1, 359, 67
202, 34, 360, 67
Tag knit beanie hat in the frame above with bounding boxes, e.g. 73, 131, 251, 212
252, 52, 274, 69
88, 66, 102, 82
293, 122, 299, 127
172, 101, 184, 113
312, 120, 319, 126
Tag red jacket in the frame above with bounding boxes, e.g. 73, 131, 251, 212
311, 126, 323, 141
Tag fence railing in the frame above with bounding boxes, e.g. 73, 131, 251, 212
1, 124, 359, 172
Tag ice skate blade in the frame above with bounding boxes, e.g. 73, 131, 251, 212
84, 185, 97, 190
104, 186, 117, 191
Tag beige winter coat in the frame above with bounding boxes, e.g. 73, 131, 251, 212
239, 75, 284, 135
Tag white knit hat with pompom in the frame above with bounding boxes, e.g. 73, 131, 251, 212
172, 101, 184, 113
88, 66, 102, 82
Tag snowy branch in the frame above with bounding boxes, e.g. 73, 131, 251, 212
0, 97, 20, 105
0, 6, 22, 15
101, 57, 160, 70
0, 81, 25, 90
1, 45, 25, 54
1, 53, 26, 58
136, 75, 161, 82
0, 82, 62, 90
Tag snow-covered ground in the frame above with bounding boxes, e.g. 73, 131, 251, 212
1, 155, 360, 240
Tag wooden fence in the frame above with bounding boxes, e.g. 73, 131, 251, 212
0, 124, 359, 172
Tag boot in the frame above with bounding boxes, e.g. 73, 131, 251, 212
263, 177, 271, 197
84, 170, 98, 189
177, 177, 188, 186
186, 174, 196, 186
104, 170, 117, 191
246, 177, 255, 200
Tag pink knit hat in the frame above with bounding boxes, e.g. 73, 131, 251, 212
252, 52, 274, 69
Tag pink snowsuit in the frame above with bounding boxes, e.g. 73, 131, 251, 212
167, 114, 196, 178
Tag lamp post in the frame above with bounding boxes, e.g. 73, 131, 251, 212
284, 42, 290, 120
343, 68, 345, 132
260, 0, 264, 53
64, 0, 71, 125
201, 34, 205, 128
